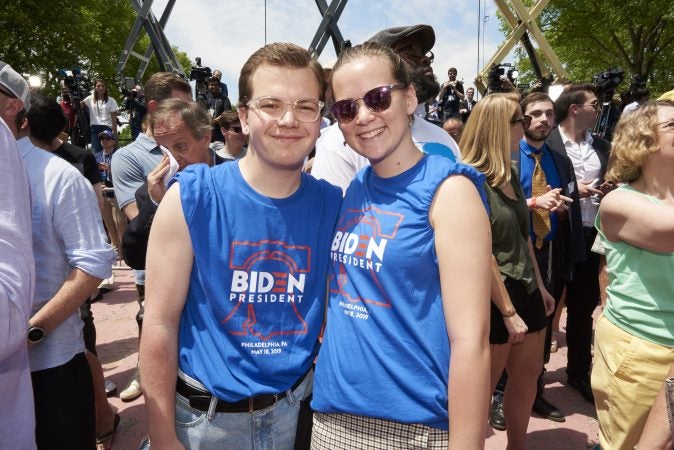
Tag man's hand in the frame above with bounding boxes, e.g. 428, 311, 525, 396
532, 186, 572, 212
503, 313, 528, 344
578, 180, 603, 198
598, 180, 616, 196
147, 155, 170, 205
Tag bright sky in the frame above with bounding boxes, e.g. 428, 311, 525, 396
150, 0, 514, 101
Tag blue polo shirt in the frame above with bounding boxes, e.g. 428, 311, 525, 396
519, 140, 561, 243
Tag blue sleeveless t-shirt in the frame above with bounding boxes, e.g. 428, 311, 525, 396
175, 161, 341, 401
312, 155, 487, 430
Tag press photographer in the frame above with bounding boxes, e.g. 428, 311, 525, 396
592, 67, 624, 140
123, 84, 146, 140
437, 67, 464, 121
58, 68, 91, 147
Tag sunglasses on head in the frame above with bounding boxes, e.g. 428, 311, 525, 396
330, 84, 407, 124
511, 115, 532, 129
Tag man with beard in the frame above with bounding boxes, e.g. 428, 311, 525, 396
312, 24, 461, 192
489, 92, 581, 430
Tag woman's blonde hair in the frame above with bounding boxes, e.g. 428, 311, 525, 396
607, 100, 674, 183
460, 92, 520, 187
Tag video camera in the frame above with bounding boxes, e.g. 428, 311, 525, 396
58, 67, 91, 102
488, 63, 519, 94
592, 67, 623, 101
58, 67, 92, 147
190, 57, 212, 107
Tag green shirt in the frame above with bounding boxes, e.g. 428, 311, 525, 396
486, 165, 537, 293
598, 184, 674, 347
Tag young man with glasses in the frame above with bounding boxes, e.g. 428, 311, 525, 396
312, 24, 461, 193
139, 43, 341, 449
546, 84, 612, 405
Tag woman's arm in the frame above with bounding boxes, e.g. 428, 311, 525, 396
110, 111, 118, 136
601, 189, 674, 253
489, 256, 528, 343
430, 175, 491, 450
140, 184, 192, 450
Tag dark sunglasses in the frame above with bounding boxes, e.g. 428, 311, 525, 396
229, 126, 242, 133
100, 136, 113, 141
330, 84, 407, 124
511, 115, 532, 129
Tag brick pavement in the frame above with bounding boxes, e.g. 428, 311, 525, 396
94, 268, 601, 449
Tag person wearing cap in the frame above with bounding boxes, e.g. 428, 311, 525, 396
82, 79, 119, 153
19, 92, 116, 449
312, 24, 462, 193
0, 60, 37, 450
96, 130, 126, 263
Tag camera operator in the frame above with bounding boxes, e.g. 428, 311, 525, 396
58, 88, 78, 142
437, 67, 465, 121
212, 69, 229, 99
124, 85, 147, 140
205, 76, 231, 144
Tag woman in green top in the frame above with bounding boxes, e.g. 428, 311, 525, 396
592, 100, 674, 450
461, 93, 555, 450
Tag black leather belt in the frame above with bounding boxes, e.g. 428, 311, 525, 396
176, 372, 307, 413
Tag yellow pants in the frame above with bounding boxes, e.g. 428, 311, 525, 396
591, 314, 674, 450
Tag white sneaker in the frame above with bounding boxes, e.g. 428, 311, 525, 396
98, 275, 115, 292
120, 371, 142, 402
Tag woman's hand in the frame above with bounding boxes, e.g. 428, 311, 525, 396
504, 313, 528, 344
540, 287, 556, 317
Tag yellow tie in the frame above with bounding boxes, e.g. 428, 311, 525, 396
531, 152, 550, 249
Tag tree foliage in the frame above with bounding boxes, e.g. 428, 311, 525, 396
499, 0, 674, 96
0, 0, 192, 99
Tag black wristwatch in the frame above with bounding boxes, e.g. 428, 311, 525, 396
27, 326, 46, 344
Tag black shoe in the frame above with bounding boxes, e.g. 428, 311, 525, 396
533, 393, 565, 422
489, 391, 506, 431
568, 375, 595, 404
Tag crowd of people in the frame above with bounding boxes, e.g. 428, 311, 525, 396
1, 20, 674, 450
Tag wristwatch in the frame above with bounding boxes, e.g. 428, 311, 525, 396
27, 326, 46, 344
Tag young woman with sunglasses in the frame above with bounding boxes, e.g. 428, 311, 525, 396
460, 93, 555, 450
311, 42, 492, 449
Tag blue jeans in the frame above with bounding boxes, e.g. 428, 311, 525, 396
90, 124, 111, 153
141, 371, 312, 450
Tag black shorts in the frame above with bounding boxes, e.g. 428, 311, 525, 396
490, 277, 547, 345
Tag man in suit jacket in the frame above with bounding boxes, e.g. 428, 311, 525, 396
546, 84, 612, 405
459, 87, 477, 123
